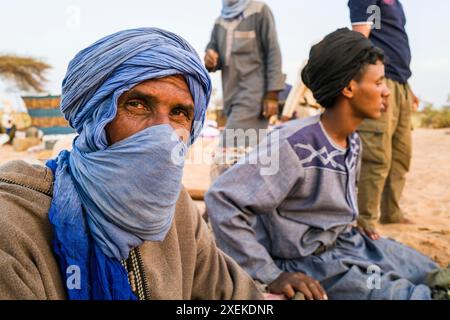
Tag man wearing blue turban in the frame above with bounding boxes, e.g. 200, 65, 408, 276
0, 28, 261, 300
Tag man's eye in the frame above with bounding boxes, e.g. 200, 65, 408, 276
126, 100, 145, 109
172, 108, 191, 119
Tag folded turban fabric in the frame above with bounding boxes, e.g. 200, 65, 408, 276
46, 28, 211, 300
221, 0, 251, 19
301, 28, 377, 108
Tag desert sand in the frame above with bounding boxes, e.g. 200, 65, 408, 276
1, 128, 449, 266
373, 129, 450, 267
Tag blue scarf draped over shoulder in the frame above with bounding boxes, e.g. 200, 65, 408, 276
46, 28, 211, 300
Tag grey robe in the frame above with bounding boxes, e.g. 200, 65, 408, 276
206, 1, 284, 146
205, 115, 438, 300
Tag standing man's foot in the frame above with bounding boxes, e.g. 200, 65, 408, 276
380, 217, 414, 225
398, 217, 414, 224
356, 220, 381, 240
357, 226, 381, 240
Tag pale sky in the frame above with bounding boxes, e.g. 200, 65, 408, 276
1, 0, 449, 107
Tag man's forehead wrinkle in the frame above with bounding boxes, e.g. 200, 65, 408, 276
131, 78, 191, 95
125, 88, 159, 99
157, 75, 191, 90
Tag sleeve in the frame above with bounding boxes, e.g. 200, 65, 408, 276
0, 250, 45, 300
190, 199, 263, 300
205, 21, 223, 72
0, 219, 49, 300
258, 5, 285, 93
0, 190, 64, 300
348, 0, 378, 24
205, 136, 303, 285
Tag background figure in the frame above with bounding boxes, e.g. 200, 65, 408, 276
349, 0, 418, 229
0, 104, 17, 144
205, 0, 284, 150
281, 61, 323, 122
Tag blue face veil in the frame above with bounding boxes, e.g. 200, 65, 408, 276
46, 28, 211, 300
221, 0, 251, 19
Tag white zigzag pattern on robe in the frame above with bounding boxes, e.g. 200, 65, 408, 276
345, 136, 360, 170
293, 143, 346, 171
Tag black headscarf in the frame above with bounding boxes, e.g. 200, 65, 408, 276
301, 28, 378, 108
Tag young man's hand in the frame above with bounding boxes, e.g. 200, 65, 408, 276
204, 49, 219, 71
268, 272, 328, 300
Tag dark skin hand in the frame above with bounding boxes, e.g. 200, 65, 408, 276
263, 91, 280, 119
412, 94, 419, 112
268, 272, 328, 300
204, 49, 219, 72
263, 99, 279, 118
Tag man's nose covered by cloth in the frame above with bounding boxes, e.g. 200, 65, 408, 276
47, 28, 212, 299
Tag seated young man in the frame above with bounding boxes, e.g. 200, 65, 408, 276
205, 28, 439, 300
0, 28, 261, 300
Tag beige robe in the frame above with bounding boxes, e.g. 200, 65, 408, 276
0, 160, 262, 300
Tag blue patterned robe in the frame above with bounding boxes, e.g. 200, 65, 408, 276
205, 114, 438, 300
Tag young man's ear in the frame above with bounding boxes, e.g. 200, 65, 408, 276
341, 80, 357, 99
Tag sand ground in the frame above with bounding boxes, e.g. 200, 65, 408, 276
1, 128, 449, 266
373, 129, 450, 267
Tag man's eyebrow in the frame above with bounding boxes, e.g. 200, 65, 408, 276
377, 75, 385, 81
173, 103, 195, 111
121, 89, 159, 106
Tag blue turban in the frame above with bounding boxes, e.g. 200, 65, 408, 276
46, 28, 211, 300
221, 0, 251, 19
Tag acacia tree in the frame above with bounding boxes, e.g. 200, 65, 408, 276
0, 55, 51, 92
